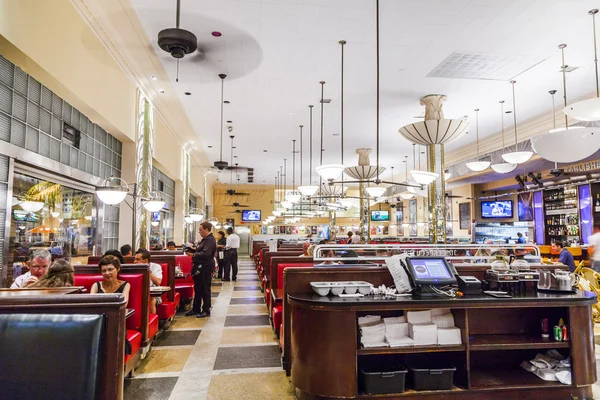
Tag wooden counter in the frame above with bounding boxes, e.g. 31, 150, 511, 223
286, 268, 597, 400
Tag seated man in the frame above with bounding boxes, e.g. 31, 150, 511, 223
167, 241, 177, 251
552, 240, 576, 272
120, 244, 132, 257
134, 249, 163, 314
11, 249, 51, 288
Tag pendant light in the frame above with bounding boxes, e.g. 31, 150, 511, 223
501, 81, 533, 164
466, 109, 491, 171
491, 101, 517, 173
285, 140, 301, 203
410, 144, 438, 184
407, 147, 428, 197
298, 105, 319, 196
564, 9, 600, 121
213, 74, 229, 170
532, 45, 600, 163
315, 81, 344, 181
399, 156, 414, 200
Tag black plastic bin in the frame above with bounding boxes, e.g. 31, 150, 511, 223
406, 361, 456, 391
359, 363, 407, 395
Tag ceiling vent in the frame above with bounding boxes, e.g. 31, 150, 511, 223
427, 51, 545, 81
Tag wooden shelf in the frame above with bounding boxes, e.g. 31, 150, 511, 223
359, 386, 464, 398
470, 368, 570, 389
358, 344, 465, 355
470, 334, 569, 351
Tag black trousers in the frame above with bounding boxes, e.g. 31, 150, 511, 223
192, 266, 212, 313
224, 249, 238, 280
217, 258, 227, 278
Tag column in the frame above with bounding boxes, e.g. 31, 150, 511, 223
427, 143, 446, 244
359, 183, 370, 242
134, 95, 154, 250
329, 211, 336, 241
174, 151, 190, 244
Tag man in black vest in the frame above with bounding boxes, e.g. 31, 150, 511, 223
186, 221, 216, 318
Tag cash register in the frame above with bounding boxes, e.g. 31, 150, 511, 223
404, 257, 457, 297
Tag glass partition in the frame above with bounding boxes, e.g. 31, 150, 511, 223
7, 172, 96, 286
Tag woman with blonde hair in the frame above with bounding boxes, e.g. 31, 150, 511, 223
29, 259, 74, 288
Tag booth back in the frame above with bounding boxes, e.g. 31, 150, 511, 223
271, 257, 313, 291
0, 293, 126, 400
263, 252, 303, 277
175, 255, 194, 284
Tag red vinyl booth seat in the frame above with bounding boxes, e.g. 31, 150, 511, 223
148, 314, 159, 339
175, 255, 194, 300
156, 263, 176, 320
272, 263, 313, 330
125, 329, 142, 364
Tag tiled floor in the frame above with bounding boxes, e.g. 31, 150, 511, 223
124, 259, 293, 400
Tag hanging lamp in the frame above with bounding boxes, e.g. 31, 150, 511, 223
213, 74, 229, 170
501, 81, 533, 164
564, 9, 600, 121
490, 101, 518, 173
285, 140, 302, 203
315, 80, 344, 181
532, 45, 600, 163
465, 109, 491, 171
298, 106, 319, 196
410, 145, 438, 184
399, 157, 415, 200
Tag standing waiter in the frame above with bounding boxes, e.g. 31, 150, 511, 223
186, 221, 216, 318
224, 227, 240, 281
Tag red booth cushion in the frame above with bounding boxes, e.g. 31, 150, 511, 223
176, 255, 194, 284
272, 305, 283, 330
125, 329, 142, 363
277, 263, 313, 290
175, 283, 194, 299
174, 292, 181, 308
74, 273, 145, 332
148, 314, 159, 339
157, 301, 176, 320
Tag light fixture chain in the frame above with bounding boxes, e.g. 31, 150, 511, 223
299, 125, 303, 186
510, 80, 518, 150
500, 101, 505, 151
375, 0, 380, 180
591, 9, 600, 97
309, 105, 313, 185
475, 109, 480, 157
559, 44, 568, 128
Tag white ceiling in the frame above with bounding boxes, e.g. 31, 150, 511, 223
129, 0, 600, 184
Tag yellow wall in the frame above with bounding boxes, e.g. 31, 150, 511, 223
448, 184, 473, 236
153, 116, 183, 181
0, 0, 136, 142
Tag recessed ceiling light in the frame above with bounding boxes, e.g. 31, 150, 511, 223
224, 100, 230, 104
263, 150, 267, 152
289, 112, 293, 115
211, 31, 222, 37
227, 120, 232, 123
208, 145, 213, 148
151, 75, 157, 80
194, 146, 198, 149
159, 89, 165, 93
333, 133, 340, 136
185, 92, 192, 95
234, 156, 238, 158
232, 146, 236, 149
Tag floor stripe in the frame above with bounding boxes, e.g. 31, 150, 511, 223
130, 372, 182, 379
211, 366, 284, 376
218, 342, 279, 348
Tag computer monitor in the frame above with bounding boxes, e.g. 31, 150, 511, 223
405, 257, 457, 287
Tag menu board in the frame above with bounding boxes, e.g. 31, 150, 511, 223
459, 202, 471, 230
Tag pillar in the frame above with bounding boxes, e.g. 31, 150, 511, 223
174, 151, 190, 245
427, 144, 446, 244
134, 95, 153, 250
329, 211, 336, 241
389, 206, 397, 236
359, 183, 370, 243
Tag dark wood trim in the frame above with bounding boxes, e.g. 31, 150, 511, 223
0, 293, 126, 400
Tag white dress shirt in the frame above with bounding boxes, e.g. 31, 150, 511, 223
11, 272, 32, 289
351, 235, 361, 244
226, 233, 240, 250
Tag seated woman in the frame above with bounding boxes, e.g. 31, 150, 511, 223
29, 259, 74, 288
90, 256, 130, 307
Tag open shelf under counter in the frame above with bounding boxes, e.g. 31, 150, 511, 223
470, 368, 571, 390
358, 386, 465, 398
469, 334, 570, 351
358, 344, 465, 356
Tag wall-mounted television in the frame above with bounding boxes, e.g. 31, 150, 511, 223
370, 210, 389, 221
481, 200, 513, 219
241, 210, 261, 222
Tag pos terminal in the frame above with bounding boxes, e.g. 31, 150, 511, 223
404, 257, 457, 297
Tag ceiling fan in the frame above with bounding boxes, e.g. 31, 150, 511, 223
225, 201, 250, 207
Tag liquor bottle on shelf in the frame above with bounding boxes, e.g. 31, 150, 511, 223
596, 194, 600, 207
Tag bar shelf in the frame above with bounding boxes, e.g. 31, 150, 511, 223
470, 334, 569, 351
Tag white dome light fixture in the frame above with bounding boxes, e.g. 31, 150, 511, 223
189, 208, 204, 222
151, 221, 159, 227
399, 192, 414, 200
501, 81, 533, 164
365, 185, 386, 198
142, 190, 166, 212
316, 164, 345, 181
466, 109, 491, 172
298, 185, 319, 196
19, 200, 44, 213
285, 190, 302, 204
410, 170, 438, 185
95, 176, 129, 205
280, 200, 292, 209
184, 215, 194, 224
491, 100, 518, 174
533, 49, 600, 163
208, 217, 219, 226
338, 198, 355, 209
51, 211, 60, 218
444, 171, 451, 180
563, 9, 600, 121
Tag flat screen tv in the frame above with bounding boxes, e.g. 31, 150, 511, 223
241, 210, 261, 222
481, 200, 513, 219
370, 210, 389, 221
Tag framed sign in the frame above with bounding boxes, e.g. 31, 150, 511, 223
409, 199, 417, 236
446, 191, 453, 236
518, 192, 534, 221
459, 202, 471, 230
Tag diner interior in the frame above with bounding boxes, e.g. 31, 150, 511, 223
3, 0, 600, 399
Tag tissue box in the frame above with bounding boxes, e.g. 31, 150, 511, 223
409, 323, 438, 345
437, 327, 462, 345
406, 310, 432, 324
